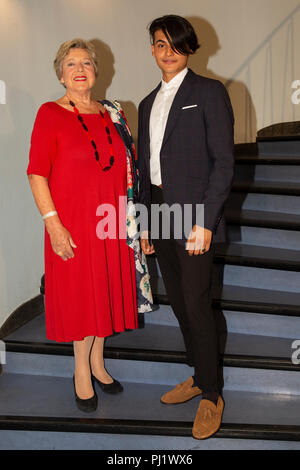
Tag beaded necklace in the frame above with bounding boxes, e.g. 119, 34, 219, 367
69, 100, 114, 171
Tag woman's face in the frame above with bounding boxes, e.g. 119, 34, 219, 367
60, 48, 96, 93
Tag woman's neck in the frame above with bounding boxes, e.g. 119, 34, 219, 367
65, 91, 92, 106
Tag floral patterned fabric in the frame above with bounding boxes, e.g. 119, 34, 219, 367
101, 100, 153, 313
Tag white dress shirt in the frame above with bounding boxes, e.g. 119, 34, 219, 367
149, 67, 188, 186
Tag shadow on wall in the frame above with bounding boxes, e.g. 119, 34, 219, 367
90, 38, 139, 142
187, 16, 257, 144
187, 17, 256, 248
90, 38, 115, 102
90, 16, 258, 145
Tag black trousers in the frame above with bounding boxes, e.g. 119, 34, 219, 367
151, 185, 224, 392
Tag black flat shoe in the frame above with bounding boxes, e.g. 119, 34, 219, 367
73, 375, 98, 412
91, 373, 123, 394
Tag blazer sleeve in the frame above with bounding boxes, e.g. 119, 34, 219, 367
198, 80, 234, 233
137, 101, 151, 233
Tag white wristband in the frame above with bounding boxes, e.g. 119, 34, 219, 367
42, 211, 57, 220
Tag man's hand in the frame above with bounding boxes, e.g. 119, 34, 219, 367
186, 225, 212, 256
140, 231, 155, 255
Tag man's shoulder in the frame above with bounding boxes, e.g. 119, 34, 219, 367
138, 71, 226, 109
188, 70, 226, 92
139, 83, 161, 110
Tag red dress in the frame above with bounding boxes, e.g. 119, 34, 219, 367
27, 102, 138, 342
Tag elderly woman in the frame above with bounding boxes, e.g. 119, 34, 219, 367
27, 39, 152, 412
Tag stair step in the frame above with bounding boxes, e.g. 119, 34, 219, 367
218, 285, 300, 316
40, 243, 300, 299
257, 136, 300, 142
146, 305, 300, 339
234, 139, 300, 157
220, 264, 300, 294
42, 242, 300, 298
4, 314, 297, 360
4, 342, 299, 375
227, 226, 300, 251
107, 327, 297, 362
225, 209, 300, 231
8, 296, 300, 340
2, 429, 300, 450
4, 348, 300, 395
152, 276, 300, 316
257, 140, 300, 156
150, 243, 300, 271
227, 193, 300, 215
40, 274, 300, 317
235, 154, 300, 165
234, 165, 300, 186
0, 373, 299, 442
4, 314, 300, 372
232, 180, 300, 196
214, 243, 300, 271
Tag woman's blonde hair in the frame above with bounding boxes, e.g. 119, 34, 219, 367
53, 38, 98, 83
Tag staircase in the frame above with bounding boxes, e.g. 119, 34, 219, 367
1, 133, 300, 450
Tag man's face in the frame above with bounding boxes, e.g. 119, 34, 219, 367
151, 29, 188, 81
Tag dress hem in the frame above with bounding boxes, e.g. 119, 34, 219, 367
46, 325, 139, 343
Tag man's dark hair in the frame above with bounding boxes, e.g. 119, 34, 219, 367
149, 15, 200, 55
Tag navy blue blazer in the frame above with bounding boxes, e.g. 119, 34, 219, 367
137, 69, 235, 244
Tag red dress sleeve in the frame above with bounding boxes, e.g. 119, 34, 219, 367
27, 103, 57, 178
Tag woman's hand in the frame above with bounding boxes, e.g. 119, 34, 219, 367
27, 174, 77, 260
46, 218, 77, 261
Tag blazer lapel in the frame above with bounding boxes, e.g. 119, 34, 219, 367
161, 69, 195, 149
143, 82, 161, 149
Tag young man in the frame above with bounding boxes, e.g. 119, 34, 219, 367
138, 15, 234, 439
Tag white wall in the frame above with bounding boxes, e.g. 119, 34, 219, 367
1, 0, 300, 327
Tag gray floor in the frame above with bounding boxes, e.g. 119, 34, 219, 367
1, 430, 300, 450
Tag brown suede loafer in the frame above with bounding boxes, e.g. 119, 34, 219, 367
192, 395, 224, 439
160, 376, 202, 404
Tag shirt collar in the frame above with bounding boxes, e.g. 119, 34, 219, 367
160, 67, 188, 92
